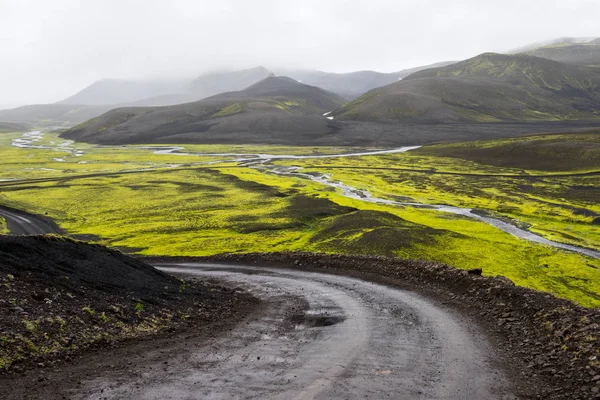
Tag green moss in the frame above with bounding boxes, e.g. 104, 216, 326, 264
81, 307, 95, 316
1, 131, 599, 307
0, 216, 7, 234
212, 103, 245, 117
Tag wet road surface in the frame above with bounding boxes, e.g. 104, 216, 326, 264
0, 206, 61, 235
73, 263, 515, 400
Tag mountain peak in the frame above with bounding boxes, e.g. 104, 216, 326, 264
243, 75, 304, 95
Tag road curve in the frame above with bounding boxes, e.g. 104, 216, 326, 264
0, 206, 61, 235
75, 263, 516, 400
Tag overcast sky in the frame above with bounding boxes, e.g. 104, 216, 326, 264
1, 0, 598, 105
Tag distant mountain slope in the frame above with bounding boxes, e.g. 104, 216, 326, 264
61, 76, 345, 144
57, 67, 272, 108
275, 62, 456, 99
0, 104, 115, 128
333, 53, 600, 123
393, 61, 458, 78
189, 66, 273, 99
274, 69, 403, 99
0, 121, 29, 133
521, 39, 600, 69
58, 79, 186, 105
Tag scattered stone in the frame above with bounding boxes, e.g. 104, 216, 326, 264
467, 268, 483, 276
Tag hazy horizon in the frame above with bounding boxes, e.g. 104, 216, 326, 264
1, 0, 599, 106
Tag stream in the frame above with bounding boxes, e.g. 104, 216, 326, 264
10, 131, 600, 260
267, 167, 600, 260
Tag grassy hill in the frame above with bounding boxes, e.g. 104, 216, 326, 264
61, 76, 346, 144
333, 53, 600, 123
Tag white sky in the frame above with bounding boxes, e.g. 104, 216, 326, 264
0, 0, 598, 105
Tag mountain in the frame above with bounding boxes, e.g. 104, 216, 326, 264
519, 38, 600, 69
510, 37, 598, 53
333, 53, 600, 123
189, 66, 273, 99
0, 121, 29, 133
393, 61, 458, 78
54, 64, 458, 110
0, 104, 115, 128
274, 62, 456, 99
56, 67, 272, 108
273, 69, 403, 99
61, 76, 346, 144
58, 79, 186, 105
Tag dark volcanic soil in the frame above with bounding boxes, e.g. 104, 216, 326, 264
0, 235, 256, 376
145, 253, 600, 400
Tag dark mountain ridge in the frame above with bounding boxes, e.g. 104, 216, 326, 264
333, 53, 600, 124
61, 76, 345, 144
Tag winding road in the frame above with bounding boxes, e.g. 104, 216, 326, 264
74, 263, 515, 400
0, 206, 61, 235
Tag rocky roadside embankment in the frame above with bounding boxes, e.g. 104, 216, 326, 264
0, 235, 256, 375
147, 252, 600, 400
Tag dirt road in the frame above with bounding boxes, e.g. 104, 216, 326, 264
50, 262, 514, 400
0, 206, 61, 235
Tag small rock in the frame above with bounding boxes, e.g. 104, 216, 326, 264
467, 268, 483, 276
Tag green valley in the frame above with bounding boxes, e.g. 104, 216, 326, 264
0, 130, 599, 307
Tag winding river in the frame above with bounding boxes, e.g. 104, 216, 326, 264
10, 131, 600, 260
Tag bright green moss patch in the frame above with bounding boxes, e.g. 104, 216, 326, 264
212, 103, 245, 117
0, 217, 7, 234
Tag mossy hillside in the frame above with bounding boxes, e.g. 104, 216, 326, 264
0, 168, 351, 255
219, 167, 600, 307
334, 53, 600, 123
410, 53, 598, 91
414, 131, 600, 171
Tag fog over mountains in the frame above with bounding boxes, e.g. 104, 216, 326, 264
2, 34, 600, 146
2, 0, 599, 106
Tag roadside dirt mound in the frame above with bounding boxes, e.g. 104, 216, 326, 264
0, 235, 255, 374
157, 252, 600, 400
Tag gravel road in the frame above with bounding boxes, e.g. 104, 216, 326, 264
67, 263, 514, 400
